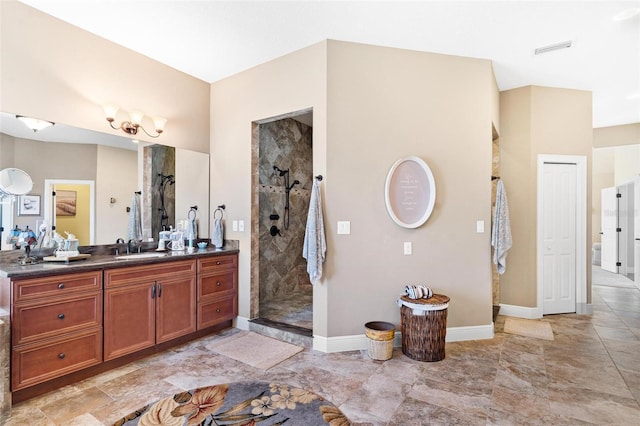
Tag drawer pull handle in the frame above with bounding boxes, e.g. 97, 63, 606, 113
151, 283, 156, 299
216, 308, 221, 313
58, 313, 65, 320
58, 353, 65, 359
158, 283, 162, 298
216, 281, 222, 287
58, 283, 65, 289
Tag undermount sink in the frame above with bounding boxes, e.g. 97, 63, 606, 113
115, 252, 168, 260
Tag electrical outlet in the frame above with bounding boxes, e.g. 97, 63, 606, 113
404, 242, 412, 255
232, 220, 238, 231
238, 220, 245, 232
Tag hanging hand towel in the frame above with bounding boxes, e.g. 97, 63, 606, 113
212, 217, 224, 248
491, 180, 512, 274
127, 193, 143, 242
303, 178, 327, 284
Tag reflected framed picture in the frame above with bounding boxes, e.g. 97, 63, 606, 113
18, 194, 41, 216
56, 190, 77, 216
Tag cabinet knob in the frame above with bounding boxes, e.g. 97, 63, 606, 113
216, 281, 222, 287
58, 353, 65, 359
58, 283, 65, 289
216, 261, 221, 265
216, 308, 221, 313
58, 313, 65, 320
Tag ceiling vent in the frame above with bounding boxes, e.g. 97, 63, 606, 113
534, 40, 573, 55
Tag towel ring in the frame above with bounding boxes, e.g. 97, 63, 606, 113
214, 208, 224, 220
188, 207, 197, 220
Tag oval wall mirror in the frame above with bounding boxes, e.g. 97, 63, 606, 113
0, 168, 33, 197
384, 156, 436, 228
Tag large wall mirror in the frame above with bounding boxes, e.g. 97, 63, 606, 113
0, 112, 209, 250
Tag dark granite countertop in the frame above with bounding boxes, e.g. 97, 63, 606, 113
0, 240, 239, 279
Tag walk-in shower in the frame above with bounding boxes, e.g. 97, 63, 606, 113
254, 114, 313, 335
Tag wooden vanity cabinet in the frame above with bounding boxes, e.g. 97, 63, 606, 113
10, 271, 103, 391
103, 260, 197, 361
197, 255, 238, 329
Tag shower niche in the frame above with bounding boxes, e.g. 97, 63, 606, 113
254, 111, 313, 333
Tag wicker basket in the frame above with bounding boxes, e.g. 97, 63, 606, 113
399, 294, 449, 362
364, 321, 395, 361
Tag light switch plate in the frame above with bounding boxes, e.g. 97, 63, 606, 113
404, 241, 412, 255
337, 221, 351, 234
476, 220, 484, 233
238, 220, 245, 232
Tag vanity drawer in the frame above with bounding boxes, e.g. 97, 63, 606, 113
197, 294, 237, 330
12, 327, 102, 391
13, 292, 102, 346
198, 271, 236, 300
13, 271, 102, 302
105, 260, 196, 288
198, 255, 237, 274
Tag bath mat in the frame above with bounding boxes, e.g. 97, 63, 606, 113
504, 317, 554, 341
112, 381, 351, 425
206, 331, 303, 370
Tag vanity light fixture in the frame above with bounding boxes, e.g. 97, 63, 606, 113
16, 115, 55, 132
103, 104, 167, 138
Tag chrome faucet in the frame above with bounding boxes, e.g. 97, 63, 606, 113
127, 239, 141, 254
115, 238, 125, 255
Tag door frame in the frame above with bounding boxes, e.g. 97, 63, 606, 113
44, 179, 96, 245
536, 155, 588, 315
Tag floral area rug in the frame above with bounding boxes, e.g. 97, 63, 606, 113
112, 381, 351, 425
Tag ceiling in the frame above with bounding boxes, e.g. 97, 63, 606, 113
17, 0, 640, 129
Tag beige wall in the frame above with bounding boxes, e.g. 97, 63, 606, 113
0, 1, 210, 153
593, 123, 640, 148
211, 40, 497, 338
210, 40, 329, 334
96, 145, 138, 244
500, 86, 593, 307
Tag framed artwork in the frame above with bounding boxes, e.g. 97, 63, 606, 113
18, 194, 41, 216
384, 156, 436, 229
56, 190, 77, 216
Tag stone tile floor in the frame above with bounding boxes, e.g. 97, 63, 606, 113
260, 286, 313, 330
4, 269, 640, 425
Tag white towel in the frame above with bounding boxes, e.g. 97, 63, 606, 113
127, 193, 143, 241
303, 179, 326, 284
212, 217, 224, 248
491, 180, 512, 274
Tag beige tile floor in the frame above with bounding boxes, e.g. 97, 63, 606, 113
4, 268, 640, 425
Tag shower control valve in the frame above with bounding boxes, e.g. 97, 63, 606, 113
270, 225, 281, 237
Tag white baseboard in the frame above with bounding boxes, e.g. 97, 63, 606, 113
499, 304, 542, 319
500, 303, 593, 317
576, 303, 593, 315
313, 324, 494, 353
235, 316, 250, 330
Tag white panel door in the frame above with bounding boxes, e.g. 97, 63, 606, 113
542, 163, 576, 315
601, 186, 619, 273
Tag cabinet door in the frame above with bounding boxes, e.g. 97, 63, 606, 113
104, 282, 155, 361
156, 275, 197, 343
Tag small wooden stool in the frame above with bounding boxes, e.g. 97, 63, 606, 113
399, 294, 450, 362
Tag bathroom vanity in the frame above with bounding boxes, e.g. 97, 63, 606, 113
0, 246, 238, 404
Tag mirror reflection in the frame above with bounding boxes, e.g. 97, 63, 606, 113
0, 112, 209, 251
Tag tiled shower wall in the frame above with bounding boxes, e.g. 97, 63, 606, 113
258, 118, 312, 302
